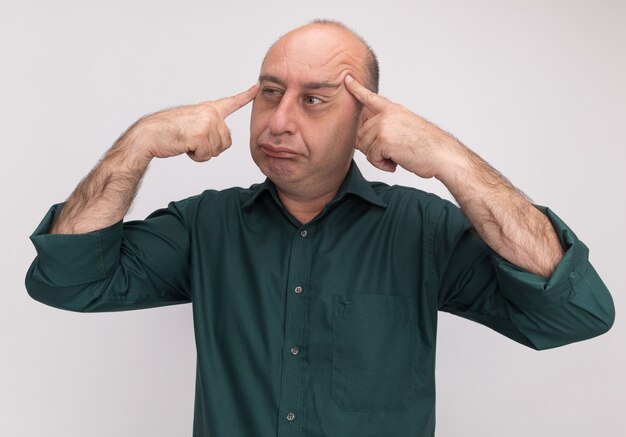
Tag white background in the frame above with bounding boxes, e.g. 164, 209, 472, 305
2, 0, 624, 435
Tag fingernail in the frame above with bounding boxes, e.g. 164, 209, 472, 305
345, 74, 354, 83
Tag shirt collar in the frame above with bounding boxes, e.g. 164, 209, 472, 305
241, 160, 387, 210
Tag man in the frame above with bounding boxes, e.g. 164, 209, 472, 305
25, 19, 614, 436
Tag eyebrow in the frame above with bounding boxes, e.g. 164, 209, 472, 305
259, 74, 342, 90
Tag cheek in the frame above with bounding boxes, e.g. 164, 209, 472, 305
249, 104, 268, 139
330, 107, 360, 142
304, 120, 356, 159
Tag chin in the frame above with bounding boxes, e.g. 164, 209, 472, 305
254, 154, 299, 183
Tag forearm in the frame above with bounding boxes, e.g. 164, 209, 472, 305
50, 122, 153, 234
435, 140, 564, 278
46, 81, 259, 235
343, 76, 564, 276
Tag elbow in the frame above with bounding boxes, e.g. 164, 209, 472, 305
593, 296, 615, 337
560, 266, 617, 345
580, 280, 616, 341
518, 292, 616, 352
25, 279, 90, 313
24, 262, 104, 313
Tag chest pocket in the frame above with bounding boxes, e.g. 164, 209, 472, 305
331, 293, 418, 411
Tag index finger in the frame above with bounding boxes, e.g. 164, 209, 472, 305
344, 75, 388, 113
214, 82, 260, 118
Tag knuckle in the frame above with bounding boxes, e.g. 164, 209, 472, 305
204, 104, 219, 119
188, 150, 209, 162
189, 132, 208, 146
199, 142, 215, 160
212, 140, 225, 155
366, 146, 376, 160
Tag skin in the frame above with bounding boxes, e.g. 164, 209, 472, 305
343, 74, 564, 277
48, 84, 259, 234
249, 25, 371, 223
49, 23, 563, 277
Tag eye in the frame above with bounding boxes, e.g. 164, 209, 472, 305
261, 87, 283, 98
304, 95, 324, 105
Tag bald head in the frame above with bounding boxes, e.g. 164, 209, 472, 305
263, 20, 379, 93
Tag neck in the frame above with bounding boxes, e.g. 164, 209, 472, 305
272, 160, 353, 225
276, 185, 340, 225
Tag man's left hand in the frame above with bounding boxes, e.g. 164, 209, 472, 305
344, 74, 463, 177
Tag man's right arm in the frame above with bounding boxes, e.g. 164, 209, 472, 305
49, 83, 260, 235
26, 83, 259, 312
49, 124, 152, 234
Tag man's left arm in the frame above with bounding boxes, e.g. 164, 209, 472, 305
347, 74, 571, 277
344, 75, 615, 346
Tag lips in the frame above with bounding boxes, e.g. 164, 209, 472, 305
260, 144, 299, 158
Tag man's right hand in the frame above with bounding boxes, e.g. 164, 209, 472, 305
137, 82, 259, 162
48, 82, 259, 234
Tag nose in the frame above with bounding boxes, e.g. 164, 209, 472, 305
268, 92, 297, 136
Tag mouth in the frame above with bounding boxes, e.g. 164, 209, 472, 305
260, 144, 299, 158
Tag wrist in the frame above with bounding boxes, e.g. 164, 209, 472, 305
104, 137, 153, 175
115, 120, 156, 167
432, 140, 472, 188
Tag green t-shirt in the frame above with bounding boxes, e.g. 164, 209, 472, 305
25, 161, 614, 436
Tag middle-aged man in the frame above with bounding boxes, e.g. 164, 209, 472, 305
26, 19, 615, 436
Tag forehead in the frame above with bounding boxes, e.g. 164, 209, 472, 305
260, 26, 367, 85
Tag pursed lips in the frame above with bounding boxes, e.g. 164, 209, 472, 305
260, 144, 299, 158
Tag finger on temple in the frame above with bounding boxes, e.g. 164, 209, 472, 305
216, 82, 260, 118
344, 75, 387, 113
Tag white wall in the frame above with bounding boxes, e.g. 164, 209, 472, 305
2, 0, 624, 435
